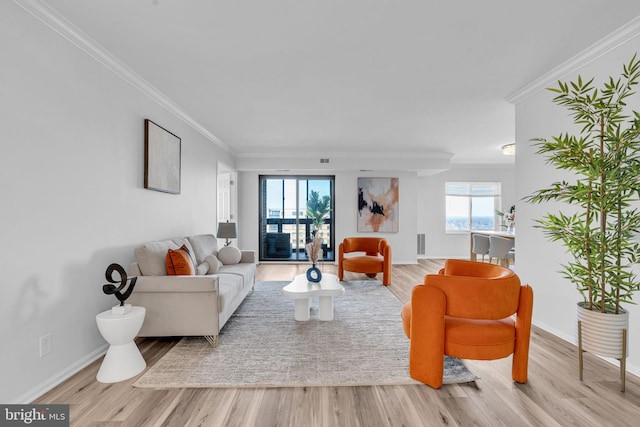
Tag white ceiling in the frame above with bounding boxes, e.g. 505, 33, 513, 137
36, 0, 640, 165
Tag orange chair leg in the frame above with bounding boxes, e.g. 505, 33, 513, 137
338, 243, 344, 280
409, 286, 446, 388
512, 285, 533, 383
382, 267, 391, 286
383, 246, 392, 286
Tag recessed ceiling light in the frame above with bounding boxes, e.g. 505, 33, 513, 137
501, 143, 515, 155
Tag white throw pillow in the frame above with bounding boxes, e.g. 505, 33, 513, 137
204, 254, 223, 273
217, 246, 242, 265
195, 262, 209, 275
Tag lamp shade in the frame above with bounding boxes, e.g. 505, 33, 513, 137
217, 222, 237, 239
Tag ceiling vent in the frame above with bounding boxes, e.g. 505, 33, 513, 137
320, 158, 330, 164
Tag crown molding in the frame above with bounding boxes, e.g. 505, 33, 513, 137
12, 0, 228, 150
506, 15, 640, 105
234, 150, 454, 160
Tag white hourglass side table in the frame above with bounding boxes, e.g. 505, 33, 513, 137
95, 306, 146, 383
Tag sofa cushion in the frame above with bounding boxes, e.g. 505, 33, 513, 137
135, 239, 179, 276
187, 234, 219, 264
175, 238, 196, 266
218, 262, 256, 285
218, 246, 242, 265
134, 238, 195, 276
166, 245, 195, 276
216, 274, 245, 313
204, 254, 222, 274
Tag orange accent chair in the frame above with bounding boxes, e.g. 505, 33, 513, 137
338, 237, 392, 285
401, 259, 533, 388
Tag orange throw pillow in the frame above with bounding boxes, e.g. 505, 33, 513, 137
166, 245, 195, 276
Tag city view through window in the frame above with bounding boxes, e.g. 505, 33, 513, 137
445, 182, 501, 232
260, 176, 334, 261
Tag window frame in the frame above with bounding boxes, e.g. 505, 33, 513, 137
444, 182, 502, 233
259, 175, 335, 261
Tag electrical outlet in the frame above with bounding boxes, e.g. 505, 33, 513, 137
39, 333, 52, 357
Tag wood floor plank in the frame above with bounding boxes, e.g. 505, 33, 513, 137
493, 388, 564, 427
262, 387, 319, 427
374, 385, 460, 427
194, 389, 240, 427
219, 388, 267, 427
350, 386, 392, 426
31, 260, 640, 426
326, 386, 370, 427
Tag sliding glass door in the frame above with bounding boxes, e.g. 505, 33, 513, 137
259, 175, 335, 262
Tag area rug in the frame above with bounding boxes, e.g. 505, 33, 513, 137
133, 280, 476, 388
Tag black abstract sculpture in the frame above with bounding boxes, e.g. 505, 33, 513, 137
102, 263, 137, 306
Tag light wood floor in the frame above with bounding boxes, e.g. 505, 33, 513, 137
35, 260, 640, 426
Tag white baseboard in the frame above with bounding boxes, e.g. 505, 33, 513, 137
393, 259, 419, 265
417, 255, 467, 260
11, 344, 108, 404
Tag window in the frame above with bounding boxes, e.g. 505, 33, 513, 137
259, 175, 335, 261
445, 182, 501, 232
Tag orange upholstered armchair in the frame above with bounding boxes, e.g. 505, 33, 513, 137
338, 237, 392, 286
401, 259, 533, 388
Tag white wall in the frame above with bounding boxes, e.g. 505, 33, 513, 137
236, 166, 515, 263
0, 2, 232, 403
417, 166, 516, 258
336, 171, 418, 264
237, 171, 418, 264
515, 42, 640, 375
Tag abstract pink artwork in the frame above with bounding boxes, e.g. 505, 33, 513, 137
357, 177, 399, 232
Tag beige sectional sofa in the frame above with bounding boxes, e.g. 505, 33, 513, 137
128, 234, 256, 346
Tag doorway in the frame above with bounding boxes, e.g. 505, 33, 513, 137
259, 175, 335, 262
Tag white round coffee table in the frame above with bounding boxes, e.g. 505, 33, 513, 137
96, 306, 146, 383
282, 273, 345, 321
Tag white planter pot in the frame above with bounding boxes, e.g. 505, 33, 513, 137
576, 302, 629, 358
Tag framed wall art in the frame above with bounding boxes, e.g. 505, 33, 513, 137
144, 119, 181, 194
357, 177, 399, 232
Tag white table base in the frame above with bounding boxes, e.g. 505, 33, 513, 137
97, 341, 146, 383
96, 306, 146, 383
294, 298, 312, 321
318, 295, 335, 321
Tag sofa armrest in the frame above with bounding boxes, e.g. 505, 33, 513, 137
128, 274, 220, 339
134, 275, 219, 293
240, 250, 256, 264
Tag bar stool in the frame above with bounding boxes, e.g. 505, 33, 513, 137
472, 234, 490, 262
489, 235, 515, 268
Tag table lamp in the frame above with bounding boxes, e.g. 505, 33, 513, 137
217, 221, 237, 246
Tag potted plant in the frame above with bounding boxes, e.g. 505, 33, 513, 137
526, 55, 640, 391
306, 190, 331, 237
496, 204, 516, 234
